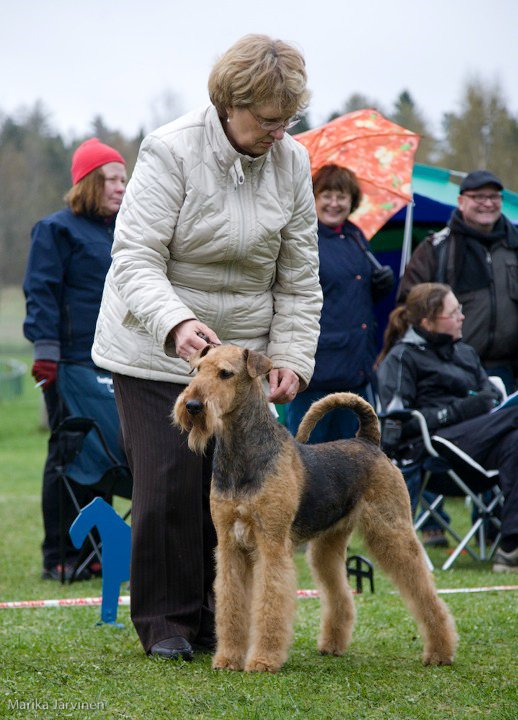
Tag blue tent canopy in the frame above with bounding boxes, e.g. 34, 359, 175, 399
391, 163, 518, 225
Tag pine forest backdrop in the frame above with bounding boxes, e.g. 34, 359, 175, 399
1, 79, 518, 288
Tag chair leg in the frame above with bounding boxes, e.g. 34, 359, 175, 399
63, 478, 103, 583
442, 518, 484, 570
59, 471, 66, 584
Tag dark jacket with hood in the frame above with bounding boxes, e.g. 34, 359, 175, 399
23, 207, 115, 365
397, 209, 518, 368
377, 326, 500, 436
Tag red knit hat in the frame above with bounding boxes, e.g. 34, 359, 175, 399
71, 138, 126, 185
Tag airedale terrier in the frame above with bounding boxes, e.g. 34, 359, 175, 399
173, 345, 457, 673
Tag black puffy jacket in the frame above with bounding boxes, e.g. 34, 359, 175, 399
377, 326, 501, 435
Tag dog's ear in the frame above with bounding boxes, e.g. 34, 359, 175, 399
188, 344, 212, 370
244, 349, 272, 378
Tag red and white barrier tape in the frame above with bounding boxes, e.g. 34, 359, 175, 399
0, 585, 516, 610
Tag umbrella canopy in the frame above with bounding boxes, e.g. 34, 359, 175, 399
294, 109, 420, 239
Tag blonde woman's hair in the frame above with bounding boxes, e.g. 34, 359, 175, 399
64, 167, 107, 216
208, 34, 310, 118
377, 283, 451, 364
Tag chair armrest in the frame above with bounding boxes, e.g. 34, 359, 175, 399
379, 409, 413, 422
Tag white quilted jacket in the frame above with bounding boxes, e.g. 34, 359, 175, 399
92, 104, 322, 386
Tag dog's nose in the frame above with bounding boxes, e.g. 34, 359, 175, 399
186, 399, 204, 416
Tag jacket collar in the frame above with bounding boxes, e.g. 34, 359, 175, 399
206, 104, 269, 179
317, 219, 362, 239
448, 207, 518, 249
401, 326, 427, 347
401, 325, 457, 361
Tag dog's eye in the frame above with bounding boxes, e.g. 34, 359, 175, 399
219, 369, 234, 380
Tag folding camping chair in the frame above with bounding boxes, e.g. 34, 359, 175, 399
381, 407, 504, 571
53, 362, 132, 583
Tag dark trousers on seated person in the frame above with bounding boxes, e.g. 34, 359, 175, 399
435, 406, 518, 545
113, 374, 216, 653
401, 462, 450, 532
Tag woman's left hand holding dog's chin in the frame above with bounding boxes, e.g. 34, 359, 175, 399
268, 368, 300, 404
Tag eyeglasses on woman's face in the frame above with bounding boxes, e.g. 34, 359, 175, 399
248, 108, 302, 132
437, 303, 463, 319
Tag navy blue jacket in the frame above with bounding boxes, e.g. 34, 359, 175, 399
23, 208, 115, 364
309, 220, 378, 391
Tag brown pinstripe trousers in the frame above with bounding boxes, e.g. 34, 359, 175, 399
113, 373, 216, 652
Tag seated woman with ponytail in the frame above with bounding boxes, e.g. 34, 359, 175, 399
377, 282, 518, 572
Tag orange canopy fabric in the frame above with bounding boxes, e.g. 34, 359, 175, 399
294, 109, 420, 239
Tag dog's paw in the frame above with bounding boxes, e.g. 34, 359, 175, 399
212, 654, 244, 671
318, 635, 347, 656
244, 656, 282, 673
422, 649, 454, 666
318, 646, 345, 657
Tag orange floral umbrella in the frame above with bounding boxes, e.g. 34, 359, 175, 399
294, 109, 420, 239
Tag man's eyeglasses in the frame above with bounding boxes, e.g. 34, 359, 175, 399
248, 108, 302, 132
437, 304, 463, 319
462, 192, 502, 205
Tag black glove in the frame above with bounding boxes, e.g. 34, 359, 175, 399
371, 265, 395, 300
456, 390, 495, 422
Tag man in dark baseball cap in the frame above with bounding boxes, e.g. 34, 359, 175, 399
459, 170, 504, 194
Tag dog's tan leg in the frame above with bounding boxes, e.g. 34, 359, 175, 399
360, 469, 458, 665
307, 526, 355, 656
244, 538, 297, 673
212, 537, 252, 671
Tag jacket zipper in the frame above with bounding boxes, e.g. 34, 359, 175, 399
485, 250, 496, 357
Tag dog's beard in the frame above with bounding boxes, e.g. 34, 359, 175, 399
172, 396, 222, 454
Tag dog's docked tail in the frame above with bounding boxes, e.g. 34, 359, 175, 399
295, 392, 380, 446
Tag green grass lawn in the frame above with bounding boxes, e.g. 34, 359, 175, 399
0, 354, 517, 719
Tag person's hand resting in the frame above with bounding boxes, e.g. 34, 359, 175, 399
32, 360, 58, 389
169, 319, 221, 361
268, 367, 300, 404
456, 390, 496, 421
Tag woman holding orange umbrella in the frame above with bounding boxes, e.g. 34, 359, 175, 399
286, 164, 394, 441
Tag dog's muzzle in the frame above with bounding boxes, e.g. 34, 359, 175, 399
186, 399, 204, 416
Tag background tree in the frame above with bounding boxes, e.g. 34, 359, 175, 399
439, 78, 518, 190
0, 103, 69, 286
2, 81, 518, 290
0, 103, 141, 288
389, 90, 437, 164
288, 113, 311, 135
149, 90, 184, 132
325, 93, 385, 123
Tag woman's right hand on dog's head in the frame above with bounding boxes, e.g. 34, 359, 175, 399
169, 320, 221, 362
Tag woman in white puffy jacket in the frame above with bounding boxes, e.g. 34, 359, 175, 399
92, 34, 322, 661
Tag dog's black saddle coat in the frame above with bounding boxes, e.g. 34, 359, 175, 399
293, 440, 373, 538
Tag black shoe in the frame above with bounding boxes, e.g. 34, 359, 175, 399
41, 563, 91, 581
148, 636, 193, 661
421, 529, 449, 548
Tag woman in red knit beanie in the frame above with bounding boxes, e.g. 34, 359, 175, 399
23, 138, 127, 581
